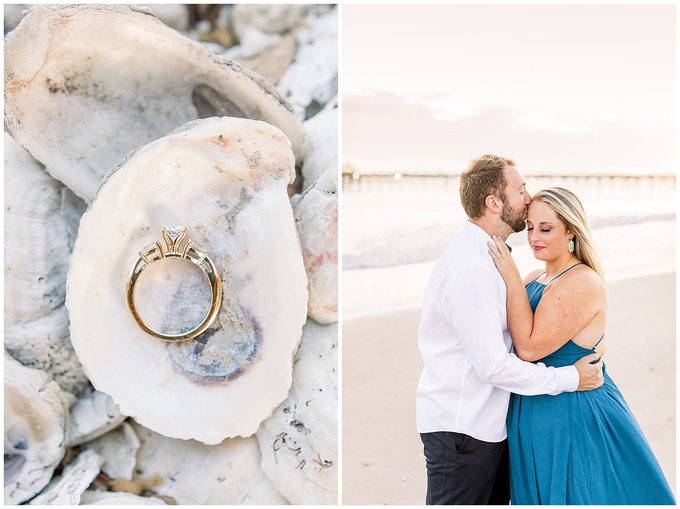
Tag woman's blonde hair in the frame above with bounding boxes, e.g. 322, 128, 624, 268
533, 187, 605, 280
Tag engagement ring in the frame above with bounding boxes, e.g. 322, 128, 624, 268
126, 226, 222, 342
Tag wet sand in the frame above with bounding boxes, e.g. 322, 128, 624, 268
341, 271, 676, 504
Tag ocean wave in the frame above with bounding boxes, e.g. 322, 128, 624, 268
343, 213, 676, 271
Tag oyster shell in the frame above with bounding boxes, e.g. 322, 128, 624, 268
292, 168, 339, 324
4, 352, 69, 505
276, 6, 338, 119
300, 100, 339, 191
230, 5, 321, 39
3, 4, 29, 33
146, 4, 189, 32
4, 132, 89, 398
256, 319, 338, 504
68, 389, 125, 447
5, 307, 87, 404
29, 449, 104, 505
66, 116, 308, 444
131, 422, 287, 504
4, 4, 309, 203
227, 29, 296, 86
86, 422, 140, 481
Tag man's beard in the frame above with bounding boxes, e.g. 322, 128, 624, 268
501, 195, 527, 233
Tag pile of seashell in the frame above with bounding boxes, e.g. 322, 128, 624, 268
4, 4, 338, 505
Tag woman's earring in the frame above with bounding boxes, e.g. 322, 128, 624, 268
568, 239, 575, 253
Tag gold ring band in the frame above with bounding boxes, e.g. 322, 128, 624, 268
125, 226, 222, 342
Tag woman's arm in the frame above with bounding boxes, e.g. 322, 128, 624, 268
441, 263, 583, 395
488, 236, 604, 361
486, 238, 536, 357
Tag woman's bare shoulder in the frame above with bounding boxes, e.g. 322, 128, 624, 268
550, 264, 606, 298
571, 264, 605, 288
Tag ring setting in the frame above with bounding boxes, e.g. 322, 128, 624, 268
126, 226, 222, 342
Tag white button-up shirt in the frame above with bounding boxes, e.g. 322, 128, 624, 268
416, 221, 578, 442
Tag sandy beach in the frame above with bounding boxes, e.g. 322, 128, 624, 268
341, 270, 676, 505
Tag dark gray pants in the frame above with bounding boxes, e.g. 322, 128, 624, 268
420, 431, 510, 505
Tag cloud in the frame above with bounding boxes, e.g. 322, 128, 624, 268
517, 112, 595, 135
342, 92, 675, 175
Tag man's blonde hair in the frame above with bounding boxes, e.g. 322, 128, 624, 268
459, 155, 516, 219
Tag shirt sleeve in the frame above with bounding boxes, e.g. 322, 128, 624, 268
443, 263, 578, 396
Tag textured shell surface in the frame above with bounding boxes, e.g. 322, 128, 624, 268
301, 101, 339, 192
3, 3, 28, 32
85, 422, 140, 480
29, 449, 105, 505
66, 116, 308, 444
68, 388, 126, 447
131, 421, 287, 504
276, 6, 338, 119
4, 4, 309, 202
4, 128, 90, 400
5, 306, 89, 403
256, 319, 338, 504
4, 352, 69, 505
293, 167, 339, 324
230, 4, 321, 39
3, 132, 80, 322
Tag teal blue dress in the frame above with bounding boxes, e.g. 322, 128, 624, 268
507, 267, 675, 504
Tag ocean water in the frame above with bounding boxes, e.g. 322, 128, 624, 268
342, 174, 676, 318
343, 174, 675, 269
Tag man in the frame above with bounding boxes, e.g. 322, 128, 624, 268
415, 155, 603, 505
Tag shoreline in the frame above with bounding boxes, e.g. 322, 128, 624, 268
341, 271, 676, 504
343, 214, 676, 272
342, 217, 676, 322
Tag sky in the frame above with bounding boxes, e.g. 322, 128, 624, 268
342, 4, 676, 176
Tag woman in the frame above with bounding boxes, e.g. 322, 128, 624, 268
487, 187, 674, 504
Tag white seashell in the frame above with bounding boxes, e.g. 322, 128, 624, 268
256, 319, 338, 504
68, 389, 126, 447
276, 7, 338, 119
227, 30, 298, 89
4, 352, 69, 505
3, 131, 83, 322
5, 306, 88, 402
66, 116, 308, 444
224, 27, 283, 60
86, 422, 140, 481
292, 167, 339, 324
4, 4, 309, 202
301, 101, 338, 191
131, 422, 287, 504
29, 449, 105, 505
4, 132, 89, 398
230, 4, 313, 39
3, 4, 28, 33
80, 491, 168, 505
146, 4, 189, 32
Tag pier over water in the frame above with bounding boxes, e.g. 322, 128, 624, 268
342, 172, 676, 203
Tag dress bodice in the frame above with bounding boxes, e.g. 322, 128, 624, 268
524, 278, 599, 368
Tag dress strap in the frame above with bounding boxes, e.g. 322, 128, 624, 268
593, 334, 605, 348
546, 262, 583, 284
531, 271, 546, 283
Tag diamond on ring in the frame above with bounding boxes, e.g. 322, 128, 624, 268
125, 226, 222, 342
